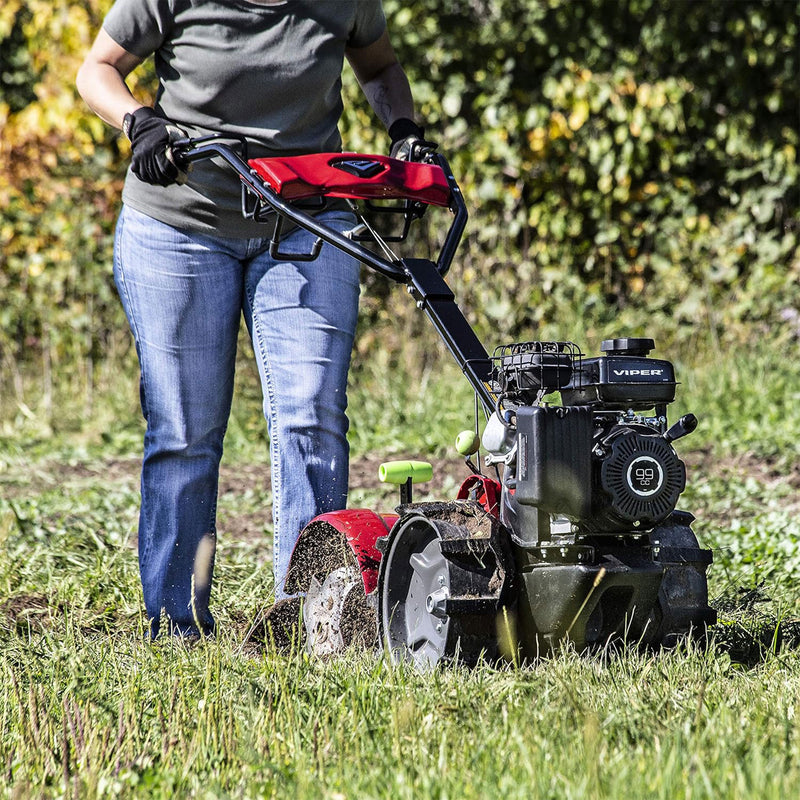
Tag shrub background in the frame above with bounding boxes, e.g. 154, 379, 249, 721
1, 0, 798, 409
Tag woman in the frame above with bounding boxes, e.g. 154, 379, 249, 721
77, 0, 424, 638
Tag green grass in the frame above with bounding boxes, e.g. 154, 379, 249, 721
2, 337, 800, 798
4, 632, 800, 799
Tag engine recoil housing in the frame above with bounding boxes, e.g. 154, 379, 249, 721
587, 423, 686, 532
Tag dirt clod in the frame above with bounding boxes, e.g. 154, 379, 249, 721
284, 520, 359, 595
247, 597, 304, 651
340, 590, 378, 650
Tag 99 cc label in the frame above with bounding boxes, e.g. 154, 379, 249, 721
626, 455, 665, 497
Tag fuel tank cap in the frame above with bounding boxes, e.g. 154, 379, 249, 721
601, 337, 655, 356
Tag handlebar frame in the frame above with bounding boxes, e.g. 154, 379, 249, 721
172, 137, 495, 412
173, 137, 468, 284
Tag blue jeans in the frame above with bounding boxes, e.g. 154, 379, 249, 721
114, 205, 360, 637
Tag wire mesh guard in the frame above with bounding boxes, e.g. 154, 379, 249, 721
490, 340, 581, 404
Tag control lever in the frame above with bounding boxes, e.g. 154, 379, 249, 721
663, 413, 698, 443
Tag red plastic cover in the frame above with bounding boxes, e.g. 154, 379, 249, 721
248, 153, 451, 207
456, 475, 502, 517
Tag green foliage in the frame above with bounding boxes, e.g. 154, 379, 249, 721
0, 1, 141, 414
2, 288, 800, 800
1, 0, 798, 422
4, 411, 800, 797
2, 7, 800, 794
370, 0, 799, 344
3, 627, 800, 798
677, 338, 800, 464
0, 4, 38, 114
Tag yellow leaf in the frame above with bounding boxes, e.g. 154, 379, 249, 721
527, 127, 547, 153
568, 100, 589, 132
619, 75, 637, 96
549, 111, 570, 140
0, 2, 24, 37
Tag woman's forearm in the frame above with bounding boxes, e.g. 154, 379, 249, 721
76, 29, 144, 130
346, 30, 416, 130
357, 61, 415, 129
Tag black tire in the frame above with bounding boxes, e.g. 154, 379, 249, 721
648, 514, 716, 646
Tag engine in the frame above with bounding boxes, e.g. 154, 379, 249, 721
486, 338, 696, 534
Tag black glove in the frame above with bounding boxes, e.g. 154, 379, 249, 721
389, 118, 434, 161
123, 107, 188, 186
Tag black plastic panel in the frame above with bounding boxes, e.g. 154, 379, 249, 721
515, 405, 593, 517
561, 355, 676, 408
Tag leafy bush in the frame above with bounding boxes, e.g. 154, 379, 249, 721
352, 0, 799, 346
1, 1, 136, 411
1, 0, 797, 418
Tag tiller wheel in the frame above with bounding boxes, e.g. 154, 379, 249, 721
377, 502, 514, 668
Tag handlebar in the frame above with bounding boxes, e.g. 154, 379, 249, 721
171, 137, 468, 284
172, 136, 496, 413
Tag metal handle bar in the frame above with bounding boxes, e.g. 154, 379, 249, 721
172, 138, 468, 284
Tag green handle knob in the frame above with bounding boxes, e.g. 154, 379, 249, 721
455, 430, 480, 456
379, 460, 433, 485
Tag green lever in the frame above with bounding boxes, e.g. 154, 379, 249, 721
379, 460, 433, 485
379, 460, 433, 505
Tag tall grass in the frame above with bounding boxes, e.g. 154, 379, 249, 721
3, 331, 800, 798
4, 624, 800, 798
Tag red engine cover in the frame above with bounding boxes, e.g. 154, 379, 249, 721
248, 153, 451, 207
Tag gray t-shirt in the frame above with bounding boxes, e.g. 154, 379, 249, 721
103, 0, 386, 237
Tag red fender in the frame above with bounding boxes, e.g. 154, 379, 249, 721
456, 475, 502, 517
284, 509, 397, 597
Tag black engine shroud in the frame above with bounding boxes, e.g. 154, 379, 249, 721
496, 337, 689, 533
593, 422, 686, 530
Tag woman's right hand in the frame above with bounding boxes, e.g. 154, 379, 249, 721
123, 107, 188, 186
77, 29, 188, 185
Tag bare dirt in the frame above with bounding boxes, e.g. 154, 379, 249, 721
0, 593, 59, 633
217, 454, 475, 545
